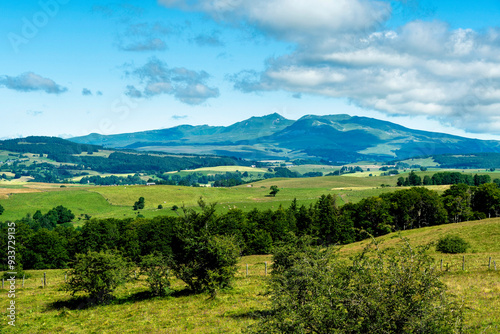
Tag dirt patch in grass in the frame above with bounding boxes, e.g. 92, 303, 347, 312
0, 187, 42, 199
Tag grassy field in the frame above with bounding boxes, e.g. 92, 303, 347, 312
179, 166, 269, 173
1, 220, 499, 333
0, 173, 453, 222
398, 157, 440, 167
0, 168, 495, 222
0, 177, 399, 221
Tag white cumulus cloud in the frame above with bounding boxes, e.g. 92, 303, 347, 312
125, 57, 220, 104
161, 0, 500, 134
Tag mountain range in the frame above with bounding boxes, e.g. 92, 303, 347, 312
70, 114, 500, 163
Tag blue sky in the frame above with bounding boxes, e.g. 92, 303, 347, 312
1, 0, 500, 140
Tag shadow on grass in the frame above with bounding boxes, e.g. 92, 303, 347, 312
47, 288, 196, 311
225, 309, 273, 320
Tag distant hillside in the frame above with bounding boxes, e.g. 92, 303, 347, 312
0, 136, 249, 183
0, 136, 101, 155
72, 113, 294, 147
70, 114, 500, 163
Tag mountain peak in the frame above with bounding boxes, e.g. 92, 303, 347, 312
70, 113, 500, 162
298, 114, 352, 122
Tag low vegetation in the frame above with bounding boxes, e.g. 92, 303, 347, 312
437, 235, 470, 254
249, 237, 464, 333
65, 250, 132, 304
1, 218, 499, 333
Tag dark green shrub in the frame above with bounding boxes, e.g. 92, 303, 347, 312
65, 250, 132, 304
247, 239, 464, 333
170, 200, 241, 297
436, 235, 469, 254
172, 234, 240, 298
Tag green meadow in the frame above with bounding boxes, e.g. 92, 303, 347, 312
1, 219, 499, 333
0, 174, 410, 222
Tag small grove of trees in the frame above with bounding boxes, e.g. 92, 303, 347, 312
19, 205, 76, 231
63, 200, 241, 304
330, 166, 364, 176
247, 237, 464, 333
133, 197, 145, 210
397, 171, 492, 187
80, 174, 145, 186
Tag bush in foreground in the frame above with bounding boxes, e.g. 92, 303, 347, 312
140, 252, 172, 297
65, 250, 132, 304
172, 234, 240, 298
247, 238, 464, 333
170, 200, 241, 298
436, 235, 469, 254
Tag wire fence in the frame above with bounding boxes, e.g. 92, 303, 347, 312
1, 256, 498, 291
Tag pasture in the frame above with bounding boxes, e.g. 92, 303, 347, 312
0, 175, 407, 222
1, 219, 499, 333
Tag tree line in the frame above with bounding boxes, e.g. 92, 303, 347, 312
397, 171, 493, 187
2, 181, 500, 273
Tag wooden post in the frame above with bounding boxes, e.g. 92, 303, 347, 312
44, 272, 46, 288
440, 259, 443, 271
246, 264, 249, 277
265, 262, 268, 276
462, 256, 465, 271
489, 257, 492, 270
2, 278, 4, 289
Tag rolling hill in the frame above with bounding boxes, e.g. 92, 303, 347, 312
70, 113, 500, 163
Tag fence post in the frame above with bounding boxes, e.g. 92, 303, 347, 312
265, 262, 267, 276
2, 278, 3, 289
44, 272, 46, 288
246, 264, 249, 277
462, 256, 465, 271
440, 259, 443, 271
